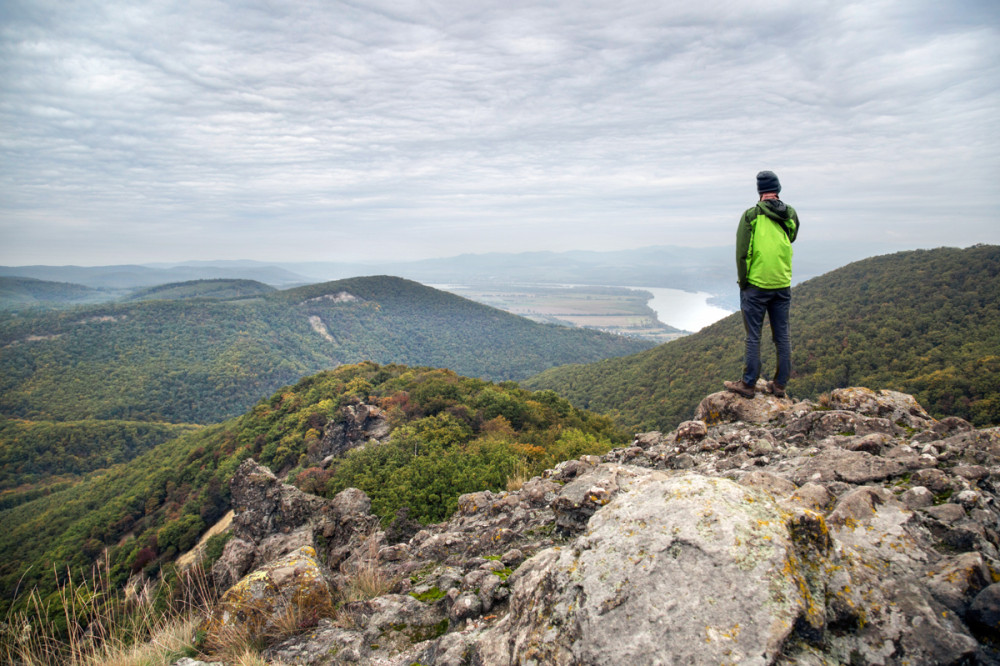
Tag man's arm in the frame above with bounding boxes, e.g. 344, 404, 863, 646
736, 209, 753, 288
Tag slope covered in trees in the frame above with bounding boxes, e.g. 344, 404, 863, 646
0, 276, 651, 424
0, 419, 200, 507
525, 245, 1000, 430
0, 362, 624, 617
124, 279, 277, 302
0, 276, 112, 310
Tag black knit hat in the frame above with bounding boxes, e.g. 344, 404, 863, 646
756, 170, 781, 194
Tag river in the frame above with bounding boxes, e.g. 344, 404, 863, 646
628, 286, 734, 332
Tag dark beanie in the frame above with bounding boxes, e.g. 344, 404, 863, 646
756, 170, 781, 194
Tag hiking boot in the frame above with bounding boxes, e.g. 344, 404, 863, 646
724, 380, 755, 399
766, 381, 786, 398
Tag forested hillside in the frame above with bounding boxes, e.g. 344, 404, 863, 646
0, 362, 624, 617
124, 279, 276, 302
0, 276, 112, 310
0, 276, 651, 424
0, 419, 199, 508
525, 245, 1000, 430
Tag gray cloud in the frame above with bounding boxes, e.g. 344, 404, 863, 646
1, 0, 998, 265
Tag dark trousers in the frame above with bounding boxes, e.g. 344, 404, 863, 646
740, 285, 792, 387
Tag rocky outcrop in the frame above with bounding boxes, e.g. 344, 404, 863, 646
474, 472, 822, 665
201, 546, 333, 648
211, 460, 380, 591
313, 402, 390, 465
200, 387, 1000, 665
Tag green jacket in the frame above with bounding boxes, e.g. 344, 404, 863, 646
736, 199, 800, 289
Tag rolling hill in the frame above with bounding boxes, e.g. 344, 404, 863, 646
524, 245, 1000, 430
123, 278, 277, 302
0, 275, 652, 424
0, 262, 310, 289
0, 276, 113, 310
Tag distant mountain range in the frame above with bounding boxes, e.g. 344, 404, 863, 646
1, 241, 910, 312
0, 275, 652, 424
524, 245, 1000, 430
0, 263, 309, 291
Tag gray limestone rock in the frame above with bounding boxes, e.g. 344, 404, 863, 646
694, 387, 793, 426
738, 469, 798, 496
783, 482, 832, 512
675, 419, 708, 441
314, 401, 390, 464
899, 485, 935, 509
549, 464, 635, 534
472, 471, 814, 666
211, 459, 378, 589
828, 387, 935, 427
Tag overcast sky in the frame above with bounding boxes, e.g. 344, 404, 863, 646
1, 0, 998, 267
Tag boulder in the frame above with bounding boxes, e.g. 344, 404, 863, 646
828, 387, 934, 427
549, 464, 634, 534
675, 419, 708, 441
201, 546, 333, 649
694, 386, 793, 425
472, 471, 818, 666
968, 583, 1000, 635
264, 594, 449, 665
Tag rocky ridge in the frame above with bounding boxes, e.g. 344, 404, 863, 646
201, 385, 1000, 665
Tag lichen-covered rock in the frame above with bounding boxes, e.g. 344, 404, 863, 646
201, 546, 333, 648
211, 459, 379, 589
675, 419, 708, 441
472, 471, 817, 666
828, 386, 934, 427
264, 594, 449, 665
314, 401, 390, 464
694, 384, 794, 425
549, 463, 634, 534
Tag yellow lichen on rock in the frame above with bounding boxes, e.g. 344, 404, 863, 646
199, 545, 333, 651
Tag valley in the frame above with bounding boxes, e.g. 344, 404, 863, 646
431, 284, 688, 343
431, 283, 734, 342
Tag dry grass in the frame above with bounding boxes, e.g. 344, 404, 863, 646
338, 535, 393, 603
77, 615, 199, 666
200, 619, 264, 664
1, 557, 216, 666
0, 547, 327, 666
506, 462, 532, 492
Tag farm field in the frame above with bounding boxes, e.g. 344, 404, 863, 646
437, 284, 688, 342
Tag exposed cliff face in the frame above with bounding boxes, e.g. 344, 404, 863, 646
205, 387, 1000, 666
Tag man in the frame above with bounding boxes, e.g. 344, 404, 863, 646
724, 170, 800, 399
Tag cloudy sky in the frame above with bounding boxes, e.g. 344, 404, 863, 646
1, 0, 998, 267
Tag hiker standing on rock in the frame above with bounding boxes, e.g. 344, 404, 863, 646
725, 170, 800, 399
